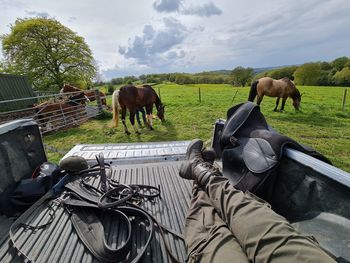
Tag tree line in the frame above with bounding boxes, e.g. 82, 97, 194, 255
104, 57, 350, 88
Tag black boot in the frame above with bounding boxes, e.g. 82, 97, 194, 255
179, 139, 221, 185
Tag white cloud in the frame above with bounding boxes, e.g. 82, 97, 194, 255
182, 2, 222, 17
0, 0, 350, 79
118, 18, 188, 67
25, 10, 50, 18
152, 0, 222, 17
153, 0, 182, 13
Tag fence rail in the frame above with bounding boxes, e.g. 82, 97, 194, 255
0, 89, 104, 134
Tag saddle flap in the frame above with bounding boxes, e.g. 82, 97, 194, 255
220, 102, 268, 150
243, 138, 278, 173
223, 138, 278, 176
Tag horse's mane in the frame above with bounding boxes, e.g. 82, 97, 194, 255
292, 88, 301, 100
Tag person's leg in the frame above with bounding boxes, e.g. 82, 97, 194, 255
204, 176, 335, 263
185, 184, 249, 263
181, 139, 336, 263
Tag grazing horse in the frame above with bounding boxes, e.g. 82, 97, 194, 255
34, 92, 88, 132
112, 84, 165, 134
60, 84, 107, 106
248, 77, 301, 111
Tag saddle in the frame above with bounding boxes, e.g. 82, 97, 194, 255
220, 102, 330, 199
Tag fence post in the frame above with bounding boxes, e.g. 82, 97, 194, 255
198, 88, 201, 103
231, 90, 238, 104
94, 89, 103, 114
342, 89, 347, 111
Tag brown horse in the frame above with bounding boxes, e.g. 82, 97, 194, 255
60, 84, 107, 106
248, 77, 301, 111
34, 92, 88, 132
112, 84, 165, 134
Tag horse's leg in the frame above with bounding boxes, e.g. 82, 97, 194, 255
121, 107, 130, 135
135, 109, 142, 127
256, 95, 264, 106
281, 98, 287, 112
145, 105, 153, 130
274, 97, 280, 112
129, 108, 140, 134
140, 107, 147, 126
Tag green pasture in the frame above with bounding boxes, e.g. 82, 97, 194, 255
44, 84, 350, 172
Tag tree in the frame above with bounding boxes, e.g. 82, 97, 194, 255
123, 75, 138, 84
1, 18, 96, 90
320, 61, 332, 70
293, 63, 323, 85
333, 67, 350, 86
0, 60, 5, 73
267, 66, 297, 80
111, 77, 123, 85
331, 56, 349, 71
230, 66, 254, 86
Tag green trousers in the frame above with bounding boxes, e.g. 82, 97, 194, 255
184, 176, 336, 263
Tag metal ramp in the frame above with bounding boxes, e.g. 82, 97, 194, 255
63, 141, 190, 165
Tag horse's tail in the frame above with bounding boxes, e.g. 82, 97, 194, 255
112, 90, 120, 127
248, 80, 259, 102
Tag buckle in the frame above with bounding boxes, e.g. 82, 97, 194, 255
229, 135, 240, 147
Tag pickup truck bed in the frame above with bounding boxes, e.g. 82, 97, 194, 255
1, 139, 350, 262
0, 141, 192, 263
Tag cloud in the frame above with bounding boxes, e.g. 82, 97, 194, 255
153, 0, 182, 13
152, 0, 222, 17
118, 17, 188, 67
182, 2, 222, 17
25, 10, 50, 18
210, 0, 350, 67
68, 16, 77, 22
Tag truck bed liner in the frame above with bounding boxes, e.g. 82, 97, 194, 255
0, 161, 192, 263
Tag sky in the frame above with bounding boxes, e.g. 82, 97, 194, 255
1, 0, 350, 80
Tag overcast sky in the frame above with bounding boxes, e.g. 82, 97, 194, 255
1, 0, 350, 79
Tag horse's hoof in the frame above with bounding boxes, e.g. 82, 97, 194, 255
136, 131, 141, 135
125, 131, 131, 135
150, 127, 154, 131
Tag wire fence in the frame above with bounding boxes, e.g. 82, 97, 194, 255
0, 89, 104, 134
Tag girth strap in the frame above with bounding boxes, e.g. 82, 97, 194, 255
64, 177, 183, 263
70, 207, 132, 262
63, 197, 155, 263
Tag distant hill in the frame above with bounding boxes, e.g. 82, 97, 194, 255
204, 66, 287, 75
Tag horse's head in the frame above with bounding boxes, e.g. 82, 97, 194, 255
292, 89, 301, 110
62, 84, 81, 93
69, 92, 88, 105
157, 104, 165, 122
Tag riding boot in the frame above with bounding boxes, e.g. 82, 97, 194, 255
179, 139, 221, 186
179, 148, 217, 179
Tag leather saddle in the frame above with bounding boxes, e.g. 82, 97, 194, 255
220, 102, 330, 199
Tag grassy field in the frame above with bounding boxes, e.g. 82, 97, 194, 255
44, 83, 350, 172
